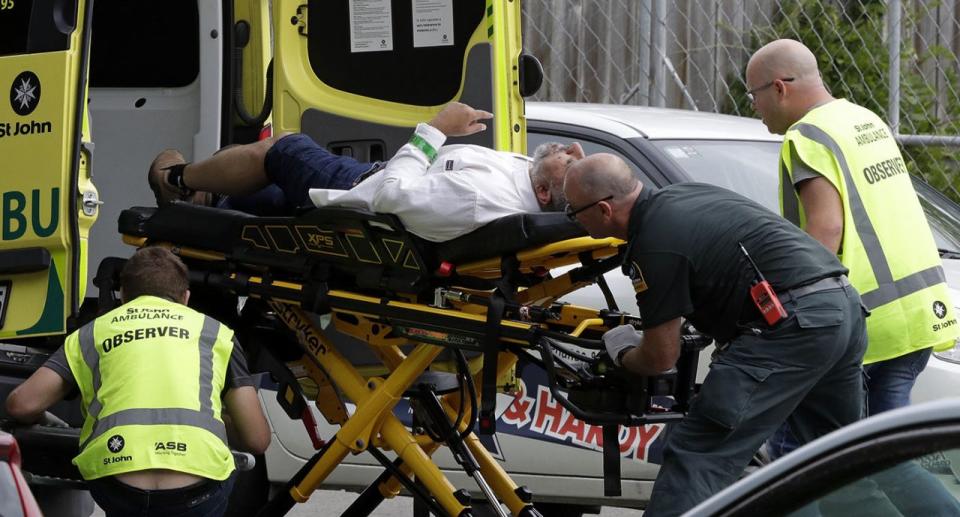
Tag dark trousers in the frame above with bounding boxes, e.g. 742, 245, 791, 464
88, 473, 236, 517
218, 134, 374, 216
769, 346, 934, 457
644, 285, 868, 517
864, 346, 933, 415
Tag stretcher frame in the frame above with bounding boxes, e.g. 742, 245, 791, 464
115, 204, 708, 517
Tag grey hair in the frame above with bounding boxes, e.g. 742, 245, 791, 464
529, 142, 568, 184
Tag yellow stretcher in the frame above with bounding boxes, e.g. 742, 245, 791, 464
111, 202, 709, 517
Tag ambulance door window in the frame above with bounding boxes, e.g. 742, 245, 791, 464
88, 0, 198, 88
0, 0, 78, 56
304, 1, 484, 106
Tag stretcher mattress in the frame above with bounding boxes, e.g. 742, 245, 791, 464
119, 202, 587, 292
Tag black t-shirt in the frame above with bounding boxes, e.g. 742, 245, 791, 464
44, 336, 255, 396
624, 183, 847, 341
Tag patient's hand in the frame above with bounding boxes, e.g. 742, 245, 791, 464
429, 102, 494, 137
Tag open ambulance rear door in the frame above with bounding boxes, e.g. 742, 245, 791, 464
0, 0, 97, 339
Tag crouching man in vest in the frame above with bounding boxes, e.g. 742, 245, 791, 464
6, 246, 271, 517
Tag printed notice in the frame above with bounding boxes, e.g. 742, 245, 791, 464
349, 0, 394, 53
412, 0, 454, 48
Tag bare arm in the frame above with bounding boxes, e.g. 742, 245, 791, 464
223, 386, 271, 454
619, 317, 683, 376
5, 367, 72, 424
796, 177, 843, 254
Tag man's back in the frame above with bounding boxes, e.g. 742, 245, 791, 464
628, 182, 846, 340
6, 246, 269, 517
64, 295, 236, 482
784, 99, 959, 362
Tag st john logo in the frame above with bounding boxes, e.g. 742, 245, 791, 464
10, 71, 40, 116
104, 434, 133, 465
107, 434, 125, 453
934, 300, 948, 320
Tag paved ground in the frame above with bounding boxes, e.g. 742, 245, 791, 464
284, 490, 642, 516
91, 489, 643, 516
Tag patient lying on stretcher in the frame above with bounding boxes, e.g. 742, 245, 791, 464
148, 102, 587, 242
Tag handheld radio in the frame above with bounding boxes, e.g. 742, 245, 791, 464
739, 242, 788, 326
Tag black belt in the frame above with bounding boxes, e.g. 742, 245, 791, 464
740, 275, 851, 324
781, 275, 851, 303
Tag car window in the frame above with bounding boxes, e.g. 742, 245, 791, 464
921, 198, 960, 255
780, 451, 960, 516
650, 140, 782, 212
527, 131, 658, 187
649, 139, 960, 254
914, 179, 960, 255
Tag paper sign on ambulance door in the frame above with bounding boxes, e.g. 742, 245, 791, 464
0, 0, 98, 338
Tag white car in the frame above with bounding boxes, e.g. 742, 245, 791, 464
260, 102, 960, 513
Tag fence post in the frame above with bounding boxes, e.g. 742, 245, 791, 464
888, 0, 901, 134
652, 0, 668, 107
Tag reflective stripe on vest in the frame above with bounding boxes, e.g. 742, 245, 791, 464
78, 316, 226, 450
780, 156, 801, 226
790, 123, 946, 309
781, 143, 818, 227
77, 322, 102, 424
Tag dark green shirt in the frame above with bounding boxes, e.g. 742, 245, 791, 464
624, 183, 846, 341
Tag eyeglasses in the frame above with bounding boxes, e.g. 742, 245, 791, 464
746, 77, 794, 102
564, 195, 613, 220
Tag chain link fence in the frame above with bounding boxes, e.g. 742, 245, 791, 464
522, 0, 960, 200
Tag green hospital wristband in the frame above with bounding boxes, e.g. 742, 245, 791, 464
408, 134, 438, 163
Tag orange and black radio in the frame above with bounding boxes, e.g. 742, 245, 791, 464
739, 242, 788, 326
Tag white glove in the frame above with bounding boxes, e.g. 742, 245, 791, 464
602, 324, 643, 367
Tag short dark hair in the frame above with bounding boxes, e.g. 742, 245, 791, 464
120, 247, 189, 302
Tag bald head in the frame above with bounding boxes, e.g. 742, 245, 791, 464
563, 154, 640, 239
565, 154, 637, 200
746, 39, 833, 134
747, 39, 821, 82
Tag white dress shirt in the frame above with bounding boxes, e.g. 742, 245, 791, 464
309, 123, 541, 242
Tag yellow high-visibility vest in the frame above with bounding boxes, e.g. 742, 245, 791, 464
64, 296, 235, 480
780, 99, 959, 364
